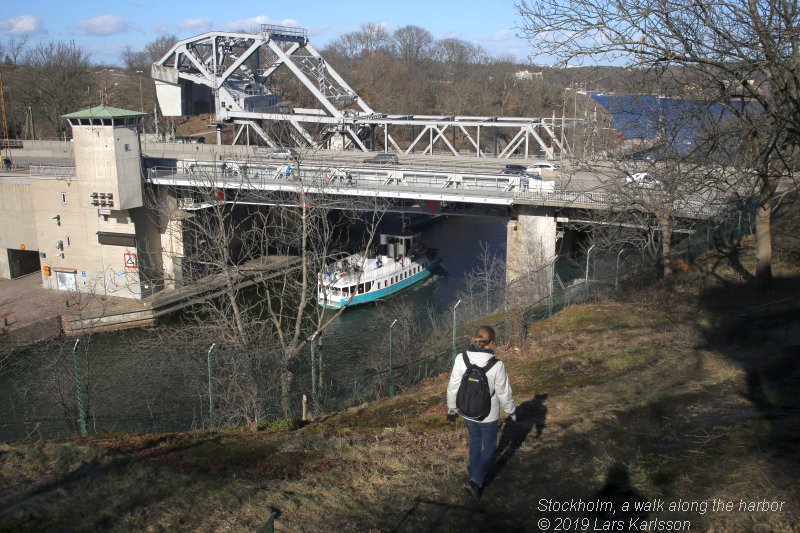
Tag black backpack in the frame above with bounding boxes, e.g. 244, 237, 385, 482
456, 352, 498, 421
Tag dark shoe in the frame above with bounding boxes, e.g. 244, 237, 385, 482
463, 480, 482, 500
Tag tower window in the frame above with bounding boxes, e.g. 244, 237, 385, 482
60, 192, 67, 204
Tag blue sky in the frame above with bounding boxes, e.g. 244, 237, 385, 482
0, 0, 533, 65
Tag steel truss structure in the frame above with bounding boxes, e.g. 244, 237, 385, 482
153, 24, 572, 158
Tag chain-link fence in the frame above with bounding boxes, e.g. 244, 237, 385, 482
0, 209, 753, 442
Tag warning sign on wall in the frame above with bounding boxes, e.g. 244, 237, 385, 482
124, 252, 138, 269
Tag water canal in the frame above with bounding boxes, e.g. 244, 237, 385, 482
1, 215, 509, 441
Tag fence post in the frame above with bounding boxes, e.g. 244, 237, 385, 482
71, 338, 88, 437
389, 319, 398, 396
548, 258, 556, 317
207, 343, 216, 424
615, 248, 624, 292
503, 283, 509, 340
737, 212, 742, 240
452, 299, 462, 357
640, 245, 647, 288
584, 245, 595, 301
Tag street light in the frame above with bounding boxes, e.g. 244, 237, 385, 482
135, 70, 143, 112
389, 319, 398, 396
310, 332, 318, 405
452, 299, 462, 357
585, 245, 595, 301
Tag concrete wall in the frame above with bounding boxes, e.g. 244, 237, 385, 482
0, 179, 39, 278
72, 125, 143, 210
29, 178, 141, 298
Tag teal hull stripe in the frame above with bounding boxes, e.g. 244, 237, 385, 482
319, 257, 441, 309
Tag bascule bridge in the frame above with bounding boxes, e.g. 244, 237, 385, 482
152, 24, 572, 159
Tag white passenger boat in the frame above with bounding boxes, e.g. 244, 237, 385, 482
317, 232, 441, 309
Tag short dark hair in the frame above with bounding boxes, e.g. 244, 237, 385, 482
473, 325, 496, 347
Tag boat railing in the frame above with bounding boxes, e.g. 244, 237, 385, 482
320, 255, 413, 286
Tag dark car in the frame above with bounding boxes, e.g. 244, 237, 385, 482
363, 152, 399, 165
502, 164, 528, 173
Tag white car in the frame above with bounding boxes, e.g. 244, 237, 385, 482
526, 162, 558, 175
265, 147, 296, 159
625, 172, 661, 187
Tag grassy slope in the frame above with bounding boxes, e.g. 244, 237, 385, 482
1, 236, 799, 532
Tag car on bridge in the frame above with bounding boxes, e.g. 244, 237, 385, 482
499, 168, 542, 180
625, 172, 662, 188
502, 164, 528, 174
363, 152, 399, 165
264, 147, 296, 160
526, 161, 558, 175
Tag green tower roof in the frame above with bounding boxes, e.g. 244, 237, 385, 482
63, 105, 147, 119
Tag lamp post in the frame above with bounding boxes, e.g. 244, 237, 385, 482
389, 319, 398, 396
310, 332, 318, 406
72, 338, 88, 437
135, 70, 143, 112
207, 343, 216, 423
585, 245, 595, 301
452, 299, 462, 357
615, 248, 625, 292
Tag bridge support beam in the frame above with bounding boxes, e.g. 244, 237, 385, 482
506, 206, 557, 306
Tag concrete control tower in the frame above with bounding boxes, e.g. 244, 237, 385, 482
0, 105, 162, 300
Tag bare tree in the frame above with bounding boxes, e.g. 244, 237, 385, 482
392, 25, 434, 63
517, 0, 800, 286
121, 34, 178, 73
2, 36, 28, 64
21, 41, 92, 137
147, 146, 387, 417
328, 23, 392, 58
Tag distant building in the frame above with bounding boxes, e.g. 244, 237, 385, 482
513, 70, 543, 81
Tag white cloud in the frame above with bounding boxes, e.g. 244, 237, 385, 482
489, 29, 512, 42
178, 18, 212, 32
0, 15, 44, 35
76, 14, 130, 37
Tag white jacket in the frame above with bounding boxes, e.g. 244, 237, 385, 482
446, 349, 516, 423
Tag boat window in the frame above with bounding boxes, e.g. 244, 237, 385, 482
365, 282, 372, 292
358, 283, 364, 294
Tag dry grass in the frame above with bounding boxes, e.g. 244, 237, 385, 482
2, 229, 800, 531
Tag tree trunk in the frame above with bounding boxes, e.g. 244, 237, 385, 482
657, 214, 673, 277
754, 200, 773, 287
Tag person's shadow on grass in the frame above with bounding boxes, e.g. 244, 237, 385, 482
484, 393, 548, 487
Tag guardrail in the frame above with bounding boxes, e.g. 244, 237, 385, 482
146, 164, 720, 217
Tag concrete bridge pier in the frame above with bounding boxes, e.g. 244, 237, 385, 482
506, 206, 557, 307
